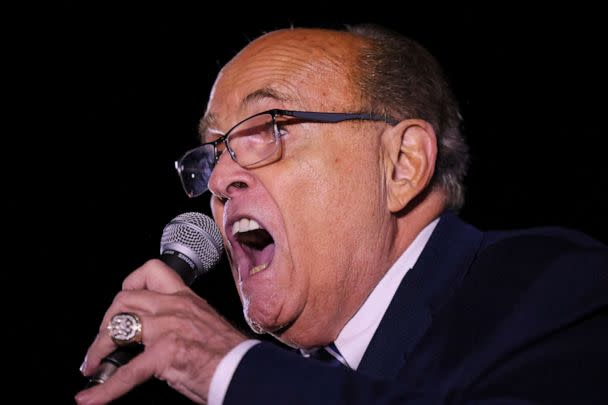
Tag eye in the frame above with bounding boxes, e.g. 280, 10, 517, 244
276, 122, 288, 137
215, 142, 227, 158
275, 116, 302, 137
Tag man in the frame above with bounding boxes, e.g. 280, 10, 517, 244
76, 25, 608, 404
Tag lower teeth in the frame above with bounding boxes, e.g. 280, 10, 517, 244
250, 263, 268, 275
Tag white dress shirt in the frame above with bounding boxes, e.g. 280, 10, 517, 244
208, 218, 440, 405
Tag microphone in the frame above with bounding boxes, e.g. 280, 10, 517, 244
86, 212, 224, 387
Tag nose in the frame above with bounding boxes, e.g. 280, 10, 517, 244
207, 150, 254, 199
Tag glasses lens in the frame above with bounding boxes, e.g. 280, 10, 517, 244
229, 113, 279, 167
177, 144, 216, 197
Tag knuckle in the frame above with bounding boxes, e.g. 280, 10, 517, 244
112, 290, 129, 306
174, 294, 196, 314
142, 258, 164, 272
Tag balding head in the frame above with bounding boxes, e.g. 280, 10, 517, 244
230, 27, 365, 70
204, 28, 370, 127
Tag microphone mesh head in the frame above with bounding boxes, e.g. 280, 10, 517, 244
160, 212, 224, 276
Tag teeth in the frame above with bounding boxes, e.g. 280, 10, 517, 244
232, 218, 262, 235
250, 263, 268, 275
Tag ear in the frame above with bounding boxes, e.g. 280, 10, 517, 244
382, 119, 437, 213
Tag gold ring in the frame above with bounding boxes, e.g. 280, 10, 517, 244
107, 312, 143, 346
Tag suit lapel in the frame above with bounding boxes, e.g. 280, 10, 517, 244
358, 212, 484, 379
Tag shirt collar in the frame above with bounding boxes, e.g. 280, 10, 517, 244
334, 217, 440, 369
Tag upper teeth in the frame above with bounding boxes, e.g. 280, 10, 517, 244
232, 218, 262, 235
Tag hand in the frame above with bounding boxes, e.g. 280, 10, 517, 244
75, 259, 247, 404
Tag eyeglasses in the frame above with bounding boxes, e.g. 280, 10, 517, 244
174, 109, 398, 198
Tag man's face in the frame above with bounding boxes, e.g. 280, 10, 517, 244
205, 30, 392, 347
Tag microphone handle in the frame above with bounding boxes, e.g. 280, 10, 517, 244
85, 252, 197, 387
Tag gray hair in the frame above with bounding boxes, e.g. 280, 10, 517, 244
347, 24, 469, 211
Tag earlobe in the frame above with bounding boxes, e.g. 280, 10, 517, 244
383, 119, 437, 213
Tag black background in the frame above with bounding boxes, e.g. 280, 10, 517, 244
10, 2, 607, 403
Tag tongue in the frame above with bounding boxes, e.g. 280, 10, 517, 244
235, 229, 275, 273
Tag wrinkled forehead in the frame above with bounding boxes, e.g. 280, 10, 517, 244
200, 29, 366, 137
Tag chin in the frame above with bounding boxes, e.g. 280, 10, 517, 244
239, 289, 303, 341
243, 303, 325, 349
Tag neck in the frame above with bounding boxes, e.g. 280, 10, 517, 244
277, 189, 447, 349
388, 188, 447, 266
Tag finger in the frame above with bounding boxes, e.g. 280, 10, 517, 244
82, 286, 209, 376
95, 290, 158, 346
75, 345, 158, 405
82, 302, 186, 376
83, 292, 155, 377
80, 330, 117, 377
122, 258, 187, 293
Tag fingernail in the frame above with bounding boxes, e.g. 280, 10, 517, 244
79, 356, 88, 375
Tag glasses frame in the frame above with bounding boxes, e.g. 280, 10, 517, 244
175, 108, 398, 197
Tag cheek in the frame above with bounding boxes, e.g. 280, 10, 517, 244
278, 139, 379, 217
268, 138, 380, 266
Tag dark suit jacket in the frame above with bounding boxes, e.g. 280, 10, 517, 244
224, 212, 608, 404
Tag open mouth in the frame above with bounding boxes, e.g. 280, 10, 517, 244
231, 218, 275, 276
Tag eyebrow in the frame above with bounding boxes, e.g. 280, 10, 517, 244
242, 87, 292, 107
198, 87, 293, 143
